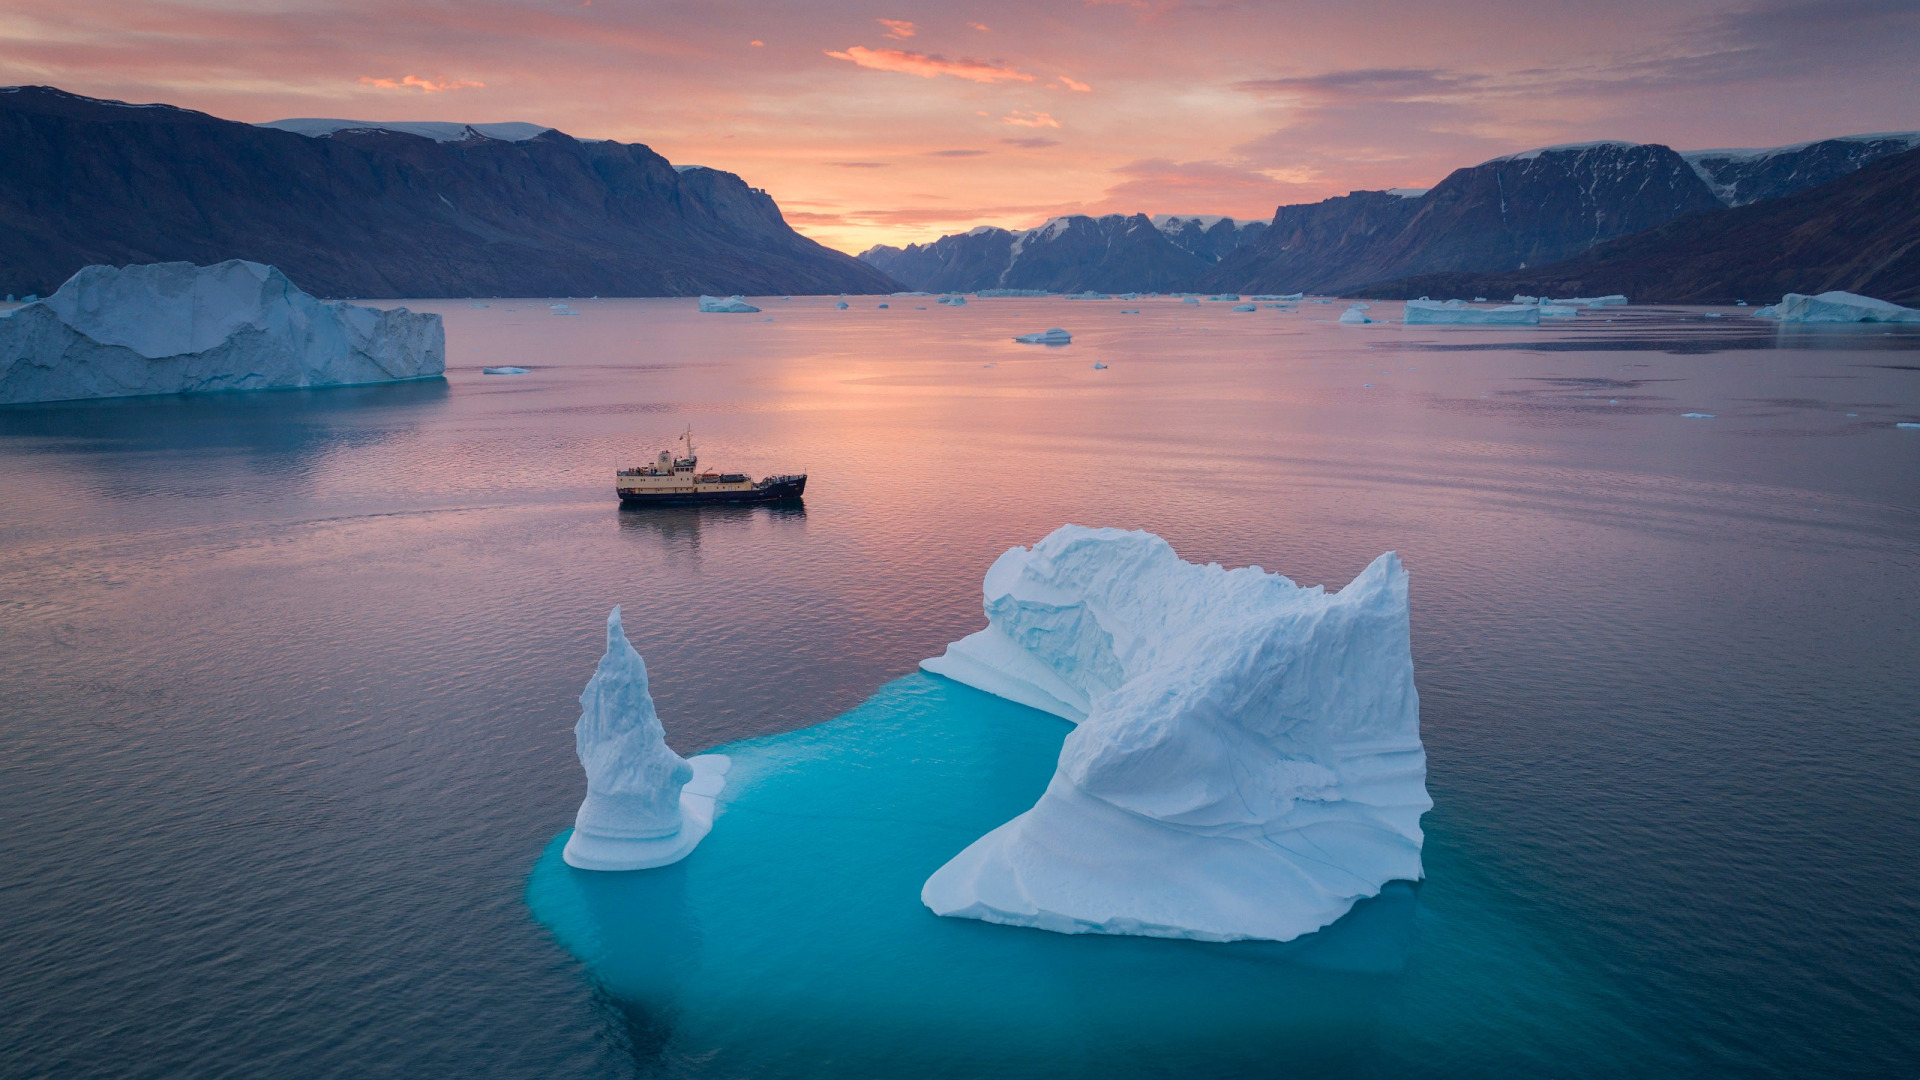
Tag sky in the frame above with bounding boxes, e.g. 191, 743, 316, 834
3, 0, 1917, 253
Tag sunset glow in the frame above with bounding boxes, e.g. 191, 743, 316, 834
2, 0, 1916, 253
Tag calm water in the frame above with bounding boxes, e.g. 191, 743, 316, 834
1, 298, 1916, 1079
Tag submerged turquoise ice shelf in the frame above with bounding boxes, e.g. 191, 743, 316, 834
526, 675, 1620, 1078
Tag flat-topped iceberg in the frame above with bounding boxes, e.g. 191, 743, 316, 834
1404, 300, 1540, 326
697, 295, 761, 313
1013, 328, 1072, 345
564, 607, 730, 871
0, 260, 443, 405
1252, 293, 1305, 302
919, 526, 1430, 943
1753, 291, 1920, 323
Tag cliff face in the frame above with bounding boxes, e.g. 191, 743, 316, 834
0, 86, 899, 298
1351, 147, 1920, 306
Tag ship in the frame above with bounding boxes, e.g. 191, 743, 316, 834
616, 428, 806, 506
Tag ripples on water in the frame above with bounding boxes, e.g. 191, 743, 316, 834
1, 299, 1915, 1078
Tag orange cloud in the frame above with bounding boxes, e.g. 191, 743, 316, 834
1001, 110, 1060, 128
359, 75, 483, 93
876, 18, 916, 39
825, 46, 1033, 83
969, 22, 991, 31
1055, 75, 1091, 92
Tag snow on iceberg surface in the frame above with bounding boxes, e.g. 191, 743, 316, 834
1404, 300, 1540, 326
1753, 291, 1920, 323
0, 260, 443, 405
697, 295, 761, 313
564, 606, 730, 871
1013, 328, 1072, 345
919, 526, 1430, 943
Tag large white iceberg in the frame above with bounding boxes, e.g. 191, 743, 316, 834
1013, 328, 1072, 345
919, 526, 1430, 943
1753, 291, 1920, 323
563, 607, 730, 871
697, 295, 761, 313
1404, 300, 1540, 326
0, 260, 443, 405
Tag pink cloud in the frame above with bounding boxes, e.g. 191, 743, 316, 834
1001, 110, 1060, 128
876, 19, 916, 40
359, 75, 483, 93
825, 46, 1033, 83
1055, 75, 1091, 92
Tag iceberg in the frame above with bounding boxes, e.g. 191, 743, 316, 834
1338, 305, 1374, 325
919, 526, 1430, 943
1404, 300, 1540, 326
835, 301, 850, 309
1250, 294, 1305, 302
1752, 291, 1920, 323
563, 607, 730, 872
1538, 304, 1579, 318
697, 295, 761, 313
1182, 297, 1201, 305
1230, 303, 1257, 312
1013, 328, 1072, 345
482, 366, 531, 375
1562, 295, 1628, 307
938, 295, 968, 306
975, 289, 1051, 298
0, 260, 443, 405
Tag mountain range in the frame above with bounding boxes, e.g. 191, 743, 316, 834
869, 133, 1918, 301
1353, 143, 1920, 306
0, 86, 896, 299
858, 214, 1265, 294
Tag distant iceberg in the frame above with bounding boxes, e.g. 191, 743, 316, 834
697, 295, 761, 313
976, 289, 1051, 298
564, 607, 730, 872
920, 526, 1430, 943
1753, 291, 1920, 323
938, 295, 968, 306
1065, 291, 1113, 301
1181, 297, 1201, 305
1206, 294, 1241, 302
1338, 305, 1374, 325
482, 366, 530, 375
835, 301, 850, 309
1013, 328, 1072, 345
1252, 293, 1305, 302
1230, 303, 1257, 312
1404, 300, 1540, 326
0, 260, 443, 405
1538, 304, 1579, 318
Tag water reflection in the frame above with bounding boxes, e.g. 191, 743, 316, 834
615, 504, 808, 566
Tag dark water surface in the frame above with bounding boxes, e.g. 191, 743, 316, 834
2, 298, 1916, 1078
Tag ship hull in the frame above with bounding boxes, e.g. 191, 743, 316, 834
617, 476, 806, 506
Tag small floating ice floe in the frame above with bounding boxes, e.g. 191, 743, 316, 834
1013, 328, 1072, 345
1119, 309, 1140, 314
878, 303, 890, 309
1682, 412, 1716, 419
1897, 422, 1920, 429
563, 607, 730, 872
1092, 362, 1108, 370
550, 303, 580, 316
1230, 303, 1257, 312
1250, 293, 1305, 302
1752, 291, 1920, 323
481, 366, 531, 375
835, 300, 850, 309
1404, 300, 1540, 326
1339, 305, 1374, 325
468, 302, 490, 309
697, 295, 761, 314
1181, 297, 1200, 305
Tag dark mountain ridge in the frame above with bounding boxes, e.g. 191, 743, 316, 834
0, 86, 897, 298
1351, 145, 1920, 306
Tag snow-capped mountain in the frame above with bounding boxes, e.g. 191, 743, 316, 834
860, 214, 1264, 294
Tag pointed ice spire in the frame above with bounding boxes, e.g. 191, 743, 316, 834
562, 607, 731, 871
